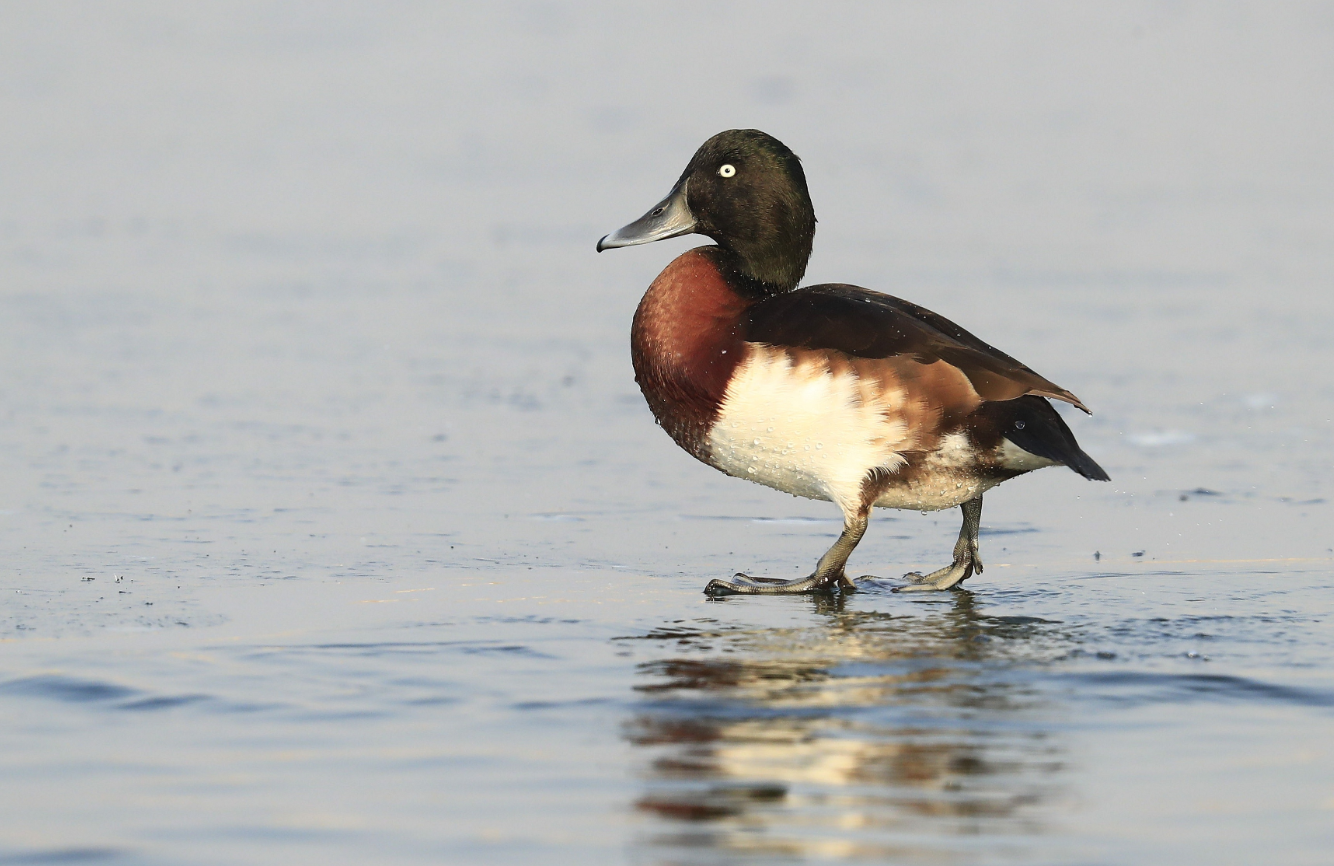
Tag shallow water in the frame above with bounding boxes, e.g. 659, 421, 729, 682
2, 4, 1333, 865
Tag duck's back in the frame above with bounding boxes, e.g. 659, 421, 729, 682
744, 284, 1088, 412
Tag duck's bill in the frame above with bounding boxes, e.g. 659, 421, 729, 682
596, 181, 695, 251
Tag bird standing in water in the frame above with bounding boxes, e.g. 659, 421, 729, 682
598, 129, 1107, 595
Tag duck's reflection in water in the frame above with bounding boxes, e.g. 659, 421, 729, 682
622, 592, 1072, 862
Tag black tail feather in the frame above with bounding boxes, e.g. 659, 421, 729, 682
995, 396, 1110, 481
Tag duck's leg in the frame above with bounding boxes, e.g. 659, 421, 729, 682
704, 510, 868, 596
895, 496, 984, 592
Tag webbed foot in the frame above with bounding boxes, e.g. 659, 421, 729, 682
704, 511, 869, 597
893, 496, 985, 592
704, 570, 852, 596
893, 552, 982, 592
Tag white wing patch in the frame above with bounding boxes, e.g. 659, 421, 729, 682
707, 345, 910, 514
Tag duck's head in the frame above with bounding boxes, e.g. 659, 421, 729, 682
598, 129, 816, 293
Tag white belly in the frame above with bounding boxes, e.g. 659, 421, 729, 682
870, 433, 1000, 511
707, 345, 912, 513
707, 344, 1019, 515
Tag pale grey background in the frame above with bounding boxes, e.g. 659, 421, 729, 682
2, 3, 1332, 865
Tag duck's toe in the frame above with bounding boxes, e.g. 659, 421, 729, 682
893, 559, 974, 592
703, 572, 840, 596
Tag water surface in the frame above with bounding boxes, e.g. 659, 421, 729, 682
2, 4, 1332, 864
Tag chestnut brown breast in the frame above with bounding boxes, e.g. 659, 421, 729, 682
630, 247, 750, 460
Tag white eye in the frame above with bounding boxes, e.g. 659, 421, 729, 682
718, 164, 736, 178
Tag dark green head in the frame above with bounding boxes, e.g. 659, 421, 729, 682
598, 129, 816, 293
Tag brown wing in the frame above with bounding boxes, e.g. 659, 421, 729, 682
743, 283, 1089, 413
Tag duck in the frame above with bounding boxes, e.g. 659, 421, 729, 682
597, 129, 1108, 595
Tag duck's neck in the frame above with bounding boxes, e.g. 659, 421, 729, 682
630, 247, 750, 458
710, 183, 815, 292
722, 232, 812, 294
705, 247, 793, 298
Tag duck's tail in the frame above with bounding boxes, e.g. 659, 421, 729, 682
991, 395, 1110, 481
